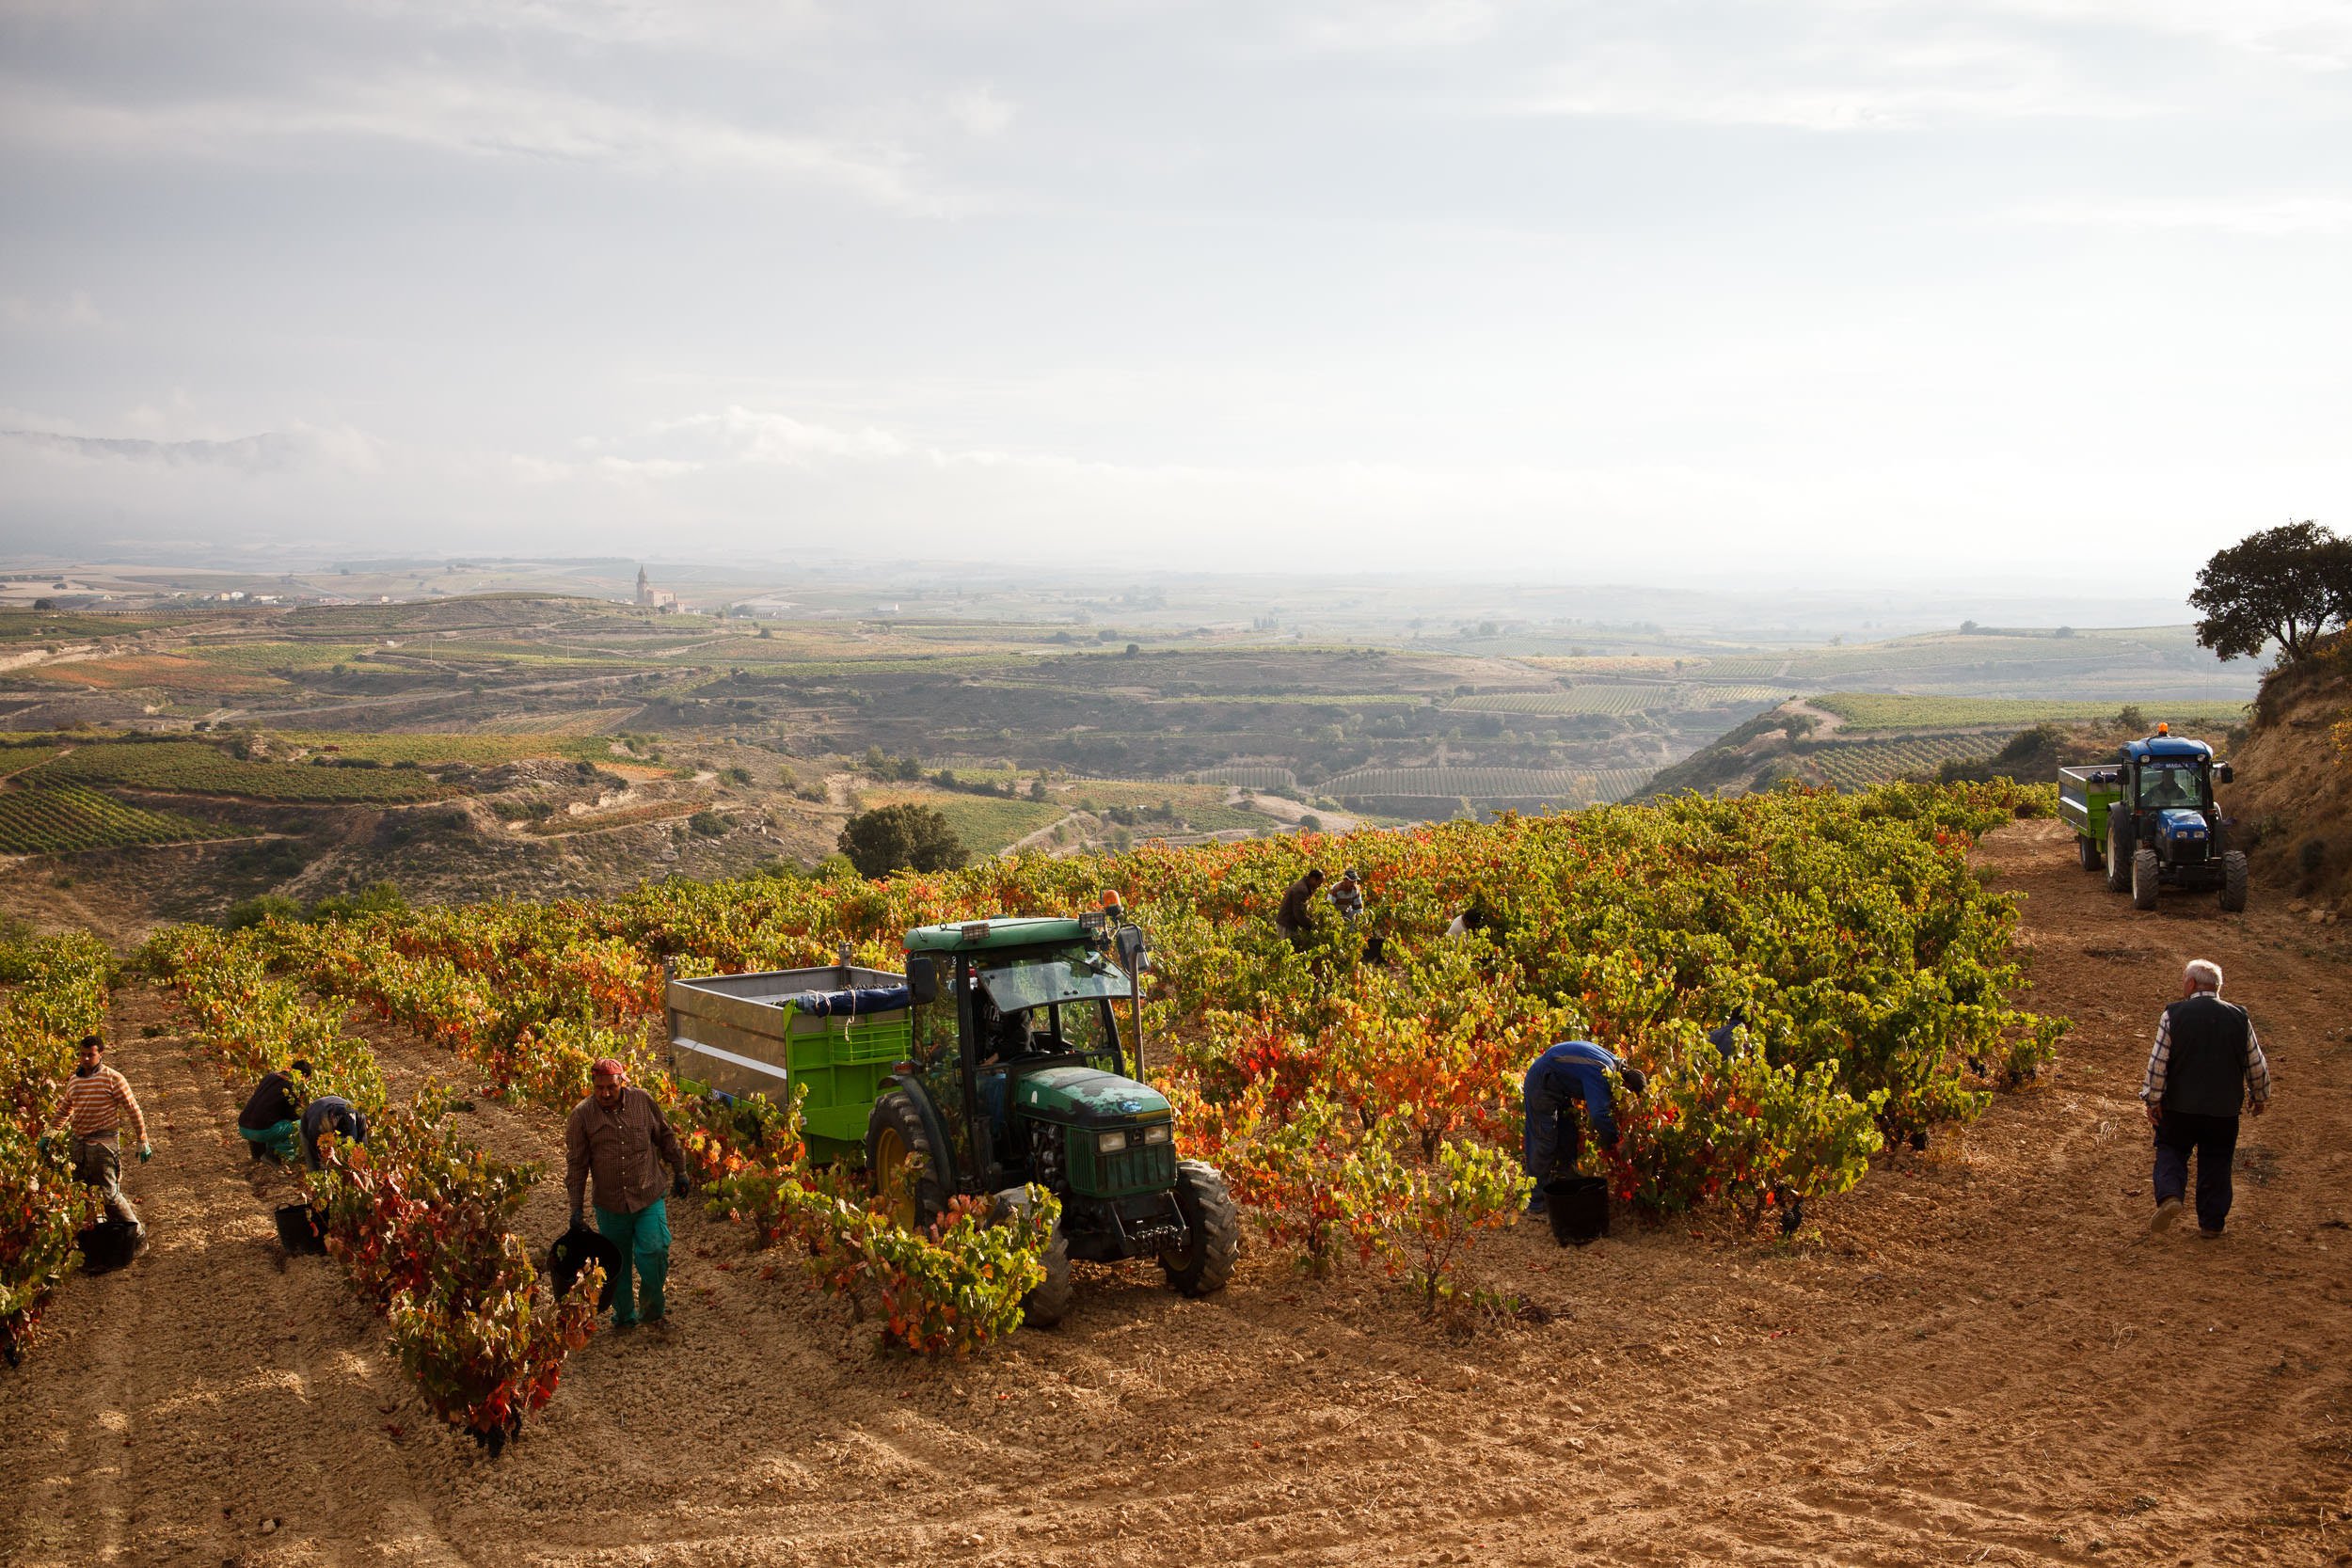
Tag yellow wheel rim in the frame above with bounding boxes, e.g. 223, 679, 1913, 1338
873, 1125, 915, 1229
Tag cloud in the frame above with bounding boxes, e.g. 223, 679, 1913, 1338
648, 406, 914, 464
946, 87, 1016, 138
1515, 24, 2145, 130
1980, 0, 2352, 71
0, 290, 108, 331
1293, 1, 1501, 52
2006, 195, 2352, 234
0, 423, 380, 475
0, 74, 952, 213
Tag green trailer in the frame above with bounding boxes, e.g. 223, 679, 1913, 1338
663, 913, 1238, 1325
661, 960, 913, 1164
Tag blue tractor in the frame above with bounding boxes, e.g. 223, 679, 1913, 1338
2057, 726, 2245, 912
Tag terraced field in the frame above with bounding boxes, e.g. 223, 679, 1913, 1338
1445, 686, 1677, 716
276, 733, 610, 765
0, 784, 243, 854
1191, 766, 1299, 792
851, 787, 1066, 852
23, 655, 288, 694
28, 742, 448, 802
1323, 766, 1650, 801
1813, 693, 2250, 733
1801, 734, 2012, 789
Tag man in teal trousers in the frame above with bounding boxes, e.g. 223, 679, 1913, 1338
565, 1057, 691, 1328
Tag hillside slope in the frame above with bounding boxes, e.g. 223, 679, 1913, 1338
2225, 631, 2352, 912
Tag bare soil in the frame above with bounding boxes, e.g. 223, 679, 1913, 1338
6, 816, 2351, 1565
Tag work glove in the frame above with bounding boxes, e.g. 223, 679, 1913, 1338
673, 1168, 692, 1199
137, 1143, 153, 1164
36, 1132, 56, 1158
569, 1207, 586, 1232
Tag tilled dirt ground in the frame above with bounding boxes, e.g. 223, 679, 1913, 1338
5, 816, 2351, 1566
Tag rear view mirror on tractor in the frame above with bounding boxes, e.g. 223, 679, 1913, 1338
905, 953, 939, 1006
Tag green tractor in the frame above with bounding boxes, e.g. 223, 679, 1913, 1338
2058, 727, 2246, 912
664, 913, 1239, 1325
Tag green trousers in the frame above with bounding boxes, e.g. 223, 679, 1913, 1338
593, 1198, 671, 1325
239, 1120, 300, 1162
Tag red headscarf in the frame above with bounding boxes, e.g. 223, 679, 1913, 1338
590, 1057, 627, 1081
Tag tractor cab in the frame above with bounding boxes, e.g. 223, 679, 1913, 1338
875, 914, 1239, 1323
898, 915, 1166, 1201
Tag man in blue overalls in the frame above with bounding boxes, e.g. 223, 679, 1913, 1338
1521, 1040, 1645, 1214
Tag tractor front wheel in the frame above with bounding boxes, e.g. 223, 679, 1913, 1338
2106, 818, 2132, 894
2220, 851, 2249, 912
1022, 1225, 1073, 1328
2132, 848, 2160, 911
1160, 1161, 1242, 1298
2077, 834, 2101, 872
866, 1091, 946, 1232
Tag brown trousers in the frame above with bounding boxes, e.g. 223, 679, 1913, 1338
71, 1134, 141, 1231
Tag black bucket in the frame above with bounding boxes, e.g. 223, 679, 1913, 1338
1545, 1176, 1611, 1246
76, 1218, 140, 1274
548, 1225, 621, 1310
274, 1203, 327, 1255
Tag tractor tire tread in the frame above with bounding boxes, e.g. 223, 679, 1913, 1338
2132, 847, 2160, 911
866, 1090, 946, 1233
2220, 851, 2249, 912
1162, 1160, 1242, 1298
1021, 1226, 1073, 1329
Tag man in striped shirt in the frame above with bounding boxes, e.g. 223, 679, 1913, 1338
62, 1034, 151, 1242
2141, 959, 2269, 1240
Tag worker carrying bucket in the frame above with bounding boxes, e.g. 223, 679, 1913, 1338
1520, 1039, 1645, 1243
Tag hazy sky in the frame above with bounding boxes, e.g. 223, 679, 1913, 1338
2, 1, 2347, 589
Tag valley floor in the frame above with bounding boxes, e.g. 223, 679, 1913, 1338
4, 817, 2349, 1566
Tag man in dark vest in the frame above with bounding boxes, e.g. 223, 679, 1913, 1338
2141, 958, 2270, 1239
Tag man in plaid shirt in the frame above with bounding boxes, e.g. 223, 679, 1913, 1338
2142, 959, 2269, 1239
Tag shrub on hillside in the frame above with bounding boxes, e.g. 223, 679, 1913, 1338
837, 803, 967, 878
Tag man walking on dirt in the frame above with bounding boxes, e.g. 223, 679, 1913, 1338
566, 1057, 691, 1328
60, 1034, 151, 1245
2143, 958, 2271, 1240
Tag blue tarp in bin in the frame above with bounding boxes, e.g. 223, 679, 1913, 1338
778, 985, 912, 1018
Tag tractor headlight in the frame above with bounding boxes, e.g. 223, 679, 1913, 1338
1141, 1123, 1172, 1146
1097, 1130, 1129, 1155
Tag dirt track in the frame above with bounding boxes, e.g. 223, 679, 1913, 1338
6, 816, 2351, 1566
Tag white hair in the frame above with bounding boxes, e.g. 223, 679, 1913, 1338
2185, 958, 2223, 992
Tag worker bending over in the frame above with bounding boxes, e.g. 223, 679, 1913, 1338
300, 1093, 368, 1169
239, 1060, 310, 1163
1521, 1039, 1645, 1215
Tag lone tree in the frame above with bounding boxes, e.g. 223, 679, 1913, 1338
837, 803, 967, 879
2189, 521, 2352, 664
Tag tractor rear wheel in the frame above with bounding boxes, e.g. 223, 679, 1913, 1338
2220, 851, 2249, 912
1022, 1226, 1073, 1328
1160, 1161, 1241, 1297
2132, 848, 2160, 911
866, 1091, 946, 1232
2077, 834, 2101, 872
2106, 818, 2132, 894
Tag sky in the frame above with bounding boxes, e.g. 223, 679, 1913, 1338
1, 0, 2347, 592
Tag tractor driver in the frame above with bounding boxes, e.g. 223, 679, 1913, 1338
976, 993, 1042, 1161
2145, 766, 2198, 809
